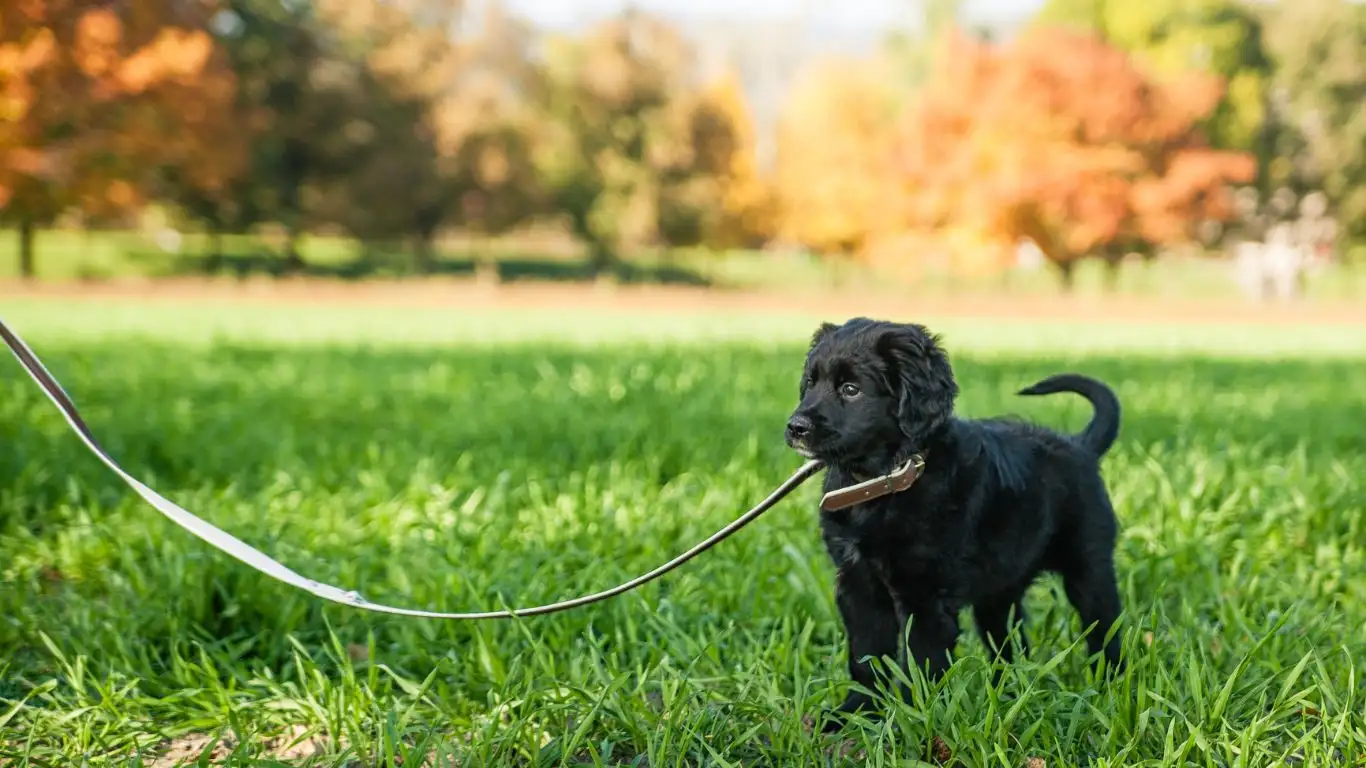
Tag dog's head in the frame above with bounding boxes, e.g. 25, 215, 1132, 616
785, 318, 957, 468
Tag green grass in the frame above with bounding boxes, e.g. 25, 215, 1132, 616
1, 301, 1364, 766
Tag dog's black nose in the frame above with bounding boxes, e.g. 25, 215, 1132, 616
785, 415, 813, 441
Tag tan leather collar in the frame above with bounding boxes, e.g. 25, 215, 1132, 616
819, 453, 927, 512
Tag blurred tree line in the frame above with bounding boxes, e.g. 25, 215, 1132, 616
1, 0, 1362, 285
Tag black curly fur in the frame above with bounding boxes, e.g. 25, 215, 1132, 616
784, 318, 1126, 731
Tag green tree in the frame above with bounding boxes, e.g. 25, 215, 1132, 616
534, 10, 715, 276
1260, 0, 1366, 244
170, 0, 332, 270
314, 0, 543, 272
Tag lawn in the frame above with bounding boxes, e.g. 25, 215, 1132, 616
1, 299, 1364, 766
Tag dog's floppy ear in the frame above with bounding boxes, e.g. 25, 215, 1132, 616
876, 323, 958, 443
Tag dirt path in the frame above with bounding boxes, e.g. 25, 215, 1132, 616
4, 276, 1365, 328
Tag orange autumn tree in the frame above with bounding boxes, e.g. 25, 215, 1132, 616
0, 0, 237, 278
898, 27, 1257, 288
0, 26, 52, 211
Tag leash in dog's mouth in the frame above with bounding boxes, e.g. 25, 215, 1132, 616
0, 315, 834, 620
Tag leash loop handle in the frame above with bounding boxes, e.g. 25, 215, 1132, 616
0, 315, 823, 620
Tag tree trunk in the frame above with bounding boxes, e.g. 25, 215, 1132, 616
587, 241, 616, 280
828, 251, 847, 290
203, 224, 224, 275
1055, 258, 1076, 292
1102, 254, 1122, 293
282, 227, 305, 274
414, 234, 437, 274
18, 217, 36, 280
471, 235, 500, 286
208, 225, 223, 258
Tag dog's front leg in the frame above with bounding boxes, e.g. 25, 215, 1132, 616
902, 600, 960, 681
822, 564, 902, 731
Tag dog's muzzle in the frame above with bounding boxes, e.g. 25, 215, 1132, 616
785, 414, 818, 458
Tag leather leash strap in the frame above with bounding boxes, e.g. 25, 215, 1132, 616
0, 315, 824, 620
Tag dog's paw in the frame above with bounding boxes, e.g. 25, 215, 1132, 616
819, 709, 848, 734
825, 738, 866, 760
816, 694, 881, 733
1100, 659, 1127, 681
802, 707, 854, 734
803, 717, 864, 757
1088, 654, 1126, 682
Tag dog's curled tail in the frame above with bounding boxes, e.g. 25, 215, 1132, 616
1017, 373, 1121, 456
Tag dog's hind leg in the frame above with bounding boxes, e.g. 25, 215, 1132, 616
1060, 552, 1125, 677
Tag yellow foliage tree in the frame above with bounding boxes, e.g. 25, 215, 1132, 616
691, 69, 778, 250
773, 55, 901, 257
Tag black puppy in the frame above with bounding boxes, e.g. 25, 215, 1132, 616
785, 318, 1125, 730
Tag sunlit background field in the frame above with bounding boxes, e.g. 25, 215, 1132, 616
2, 299, 1363, 766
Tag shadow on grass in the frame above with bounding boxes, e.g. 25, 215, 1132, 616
5, 345, 1363, 517
141, 248, 714, 287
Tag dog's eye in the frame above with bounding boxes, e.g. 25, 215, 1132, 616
839, 382, 861, 398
